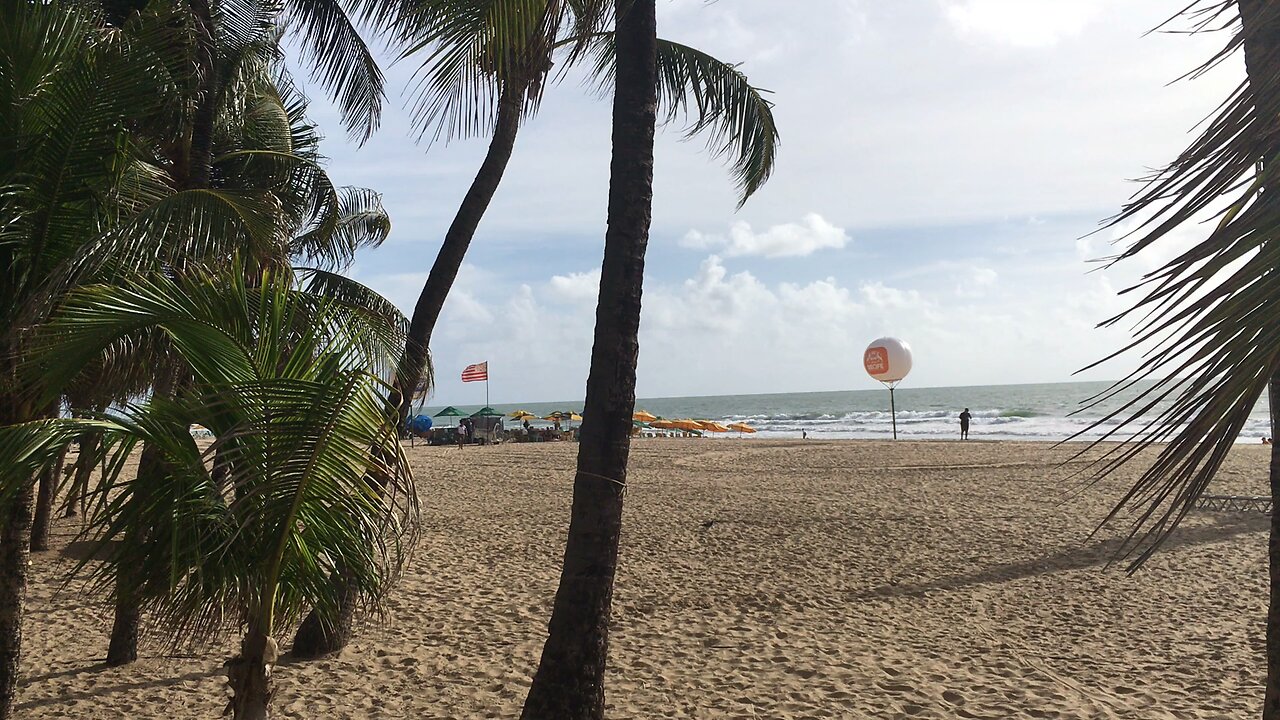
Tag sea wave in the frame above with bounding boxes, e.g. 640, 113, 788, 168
708, 408, 1272, 443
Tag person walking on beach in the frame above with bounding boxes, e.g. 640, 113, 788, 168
959, 408, 972, 440
456, 420, 468, 448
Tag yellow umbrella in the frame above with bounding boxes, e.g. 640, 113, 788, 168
671, 419, 705, 432
510, 410, 538, 420
633, 410, 658, 423
727, 422, 757, 434
697, 421, 730, 433
650, 420, 679, 430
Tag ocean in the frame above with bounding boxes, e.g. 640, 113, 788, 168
417, 380, 1273, 443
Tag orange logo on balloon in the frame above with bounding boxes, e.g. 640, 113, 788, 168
864, 347, 888, 376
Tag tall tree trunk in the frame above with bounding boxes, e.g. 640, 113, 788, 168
29, 447, 64, 551
1239, 2, 1280, 718
1268, 371, 1280, 719
0, 480, 32, 720
62, 432, 99, 517
520, 2, 657, 717
289, 565, 357, 659
226, 623, 277, 720
291, 85, 527, 657
105, 584, 141, 666
186, 0, 217, 191
390, 85, 525, 420
0, 393, 35, 720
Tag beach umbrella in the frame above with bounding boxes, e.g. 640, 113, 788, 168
650, 420, 678, 430
727, 422, 757, 434
696, 421, 730, 433
633, 410, 658, 423
433, 406, 466, 418
510, 410, 538, 421
671, 419, 705, 432
471, 406, 504, 417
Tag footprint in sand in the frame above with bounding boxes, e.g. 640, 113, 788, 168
942, 689, 965, 706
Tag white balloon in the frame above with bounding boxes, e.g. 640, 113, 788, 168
864, 337, 913, 384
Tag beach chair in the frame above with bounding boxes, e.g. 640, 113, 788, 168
1194, 494, 1272, 513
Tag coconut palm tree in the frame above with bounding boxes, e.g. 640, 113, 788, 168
291, 0, 779, 656
519, 0, 656, 716
382, 0, 779, 420
13, 265, 417, 720
1082, 1, 1280, 716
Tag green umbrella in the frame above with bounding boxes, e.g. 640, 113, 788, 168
470, 406, 504, 417
433, 406, 466, 418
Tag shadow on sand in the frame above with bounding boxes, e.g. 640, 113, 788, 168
853, 512, 1267, 601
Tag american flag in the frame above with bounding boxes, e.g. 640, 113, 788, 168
460, 361, 488, 383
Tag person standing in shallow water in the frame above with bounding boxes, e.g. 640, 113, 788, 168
959, 408, 972, 440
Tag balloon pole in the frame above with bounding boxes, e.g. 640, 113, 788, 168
889, 385, 897, 440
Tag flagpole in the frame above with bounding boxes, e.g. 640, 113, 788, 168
486, 375, 489, 408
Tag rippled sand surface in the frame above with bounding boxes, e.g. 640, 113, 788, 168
18, 439, 1268, 718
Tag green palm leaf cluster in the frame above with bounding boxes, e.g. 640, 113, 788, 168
1081, 0, 1280, 568
0, 0, 407, 716
18, 267, 417, 715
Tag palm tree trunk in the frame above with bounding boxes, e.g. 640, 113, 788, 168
1239, 2, 1280, 717
226, 624, 277, 720
292, 85, 527, 657
105, 584, 141, 666
186, 0, 217, 190
289, 565, 357, 659
105, 437, 165, 666
62, 431, 99, 517
390, 85, 525, 420
0, 478, 32, 720
519, 2, 657, 717
1268, 370, 1280, 718
29, 446, 64, 551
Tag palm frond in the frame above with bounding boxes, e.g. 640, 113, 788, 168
29, 265, 417, 644
1080, 0, 1280, 569
397, 0, 582, 141
291, 187, 391, 270
281, 0, 385, 142
583, 34, 779, 206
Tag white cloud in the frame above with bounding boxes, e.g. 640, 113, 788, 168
941, 0, 1106, 48
681, 213, 850, 258
954, 266, 998, 297
548, 269, 601, 304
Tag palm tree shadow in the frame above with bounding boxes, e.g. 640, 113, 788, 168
854, 513, 1267, 601
17, 666, 219, 711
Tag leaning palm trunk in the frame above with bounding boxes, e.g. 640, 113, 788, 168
391, 85, 524, 420
291, 85, 525, 658
520, 0, 657, 717
0, 394, 34, 720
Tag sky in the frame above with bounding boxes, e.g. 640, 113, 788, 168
290, 0, 1245, 405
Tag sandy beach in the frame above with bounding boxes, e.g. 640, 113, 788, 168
15, 439, 1270, 718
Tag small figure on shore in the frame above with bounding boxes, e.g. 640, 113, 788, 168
1264, 437, 1273, 446
959, 408, 972, 440
802, 430, 808, 440
456, 421, 468, 449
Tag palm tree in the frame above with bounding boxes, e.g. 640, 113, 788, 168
14, 265, 417, 720
0, 4, 193, 712
519, 0, 657, 716
1081, 1, 1280, 716
383, 0, 779, 420
291, 0, 780, 656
